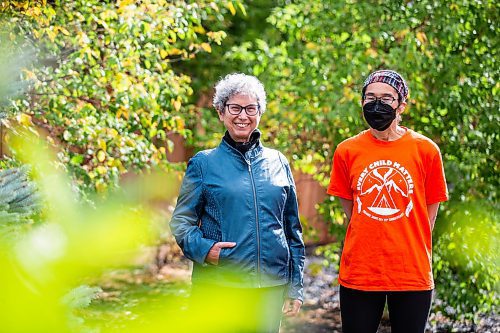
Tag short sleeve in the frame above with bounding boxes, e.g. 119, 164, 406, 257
424, 148, 448, 204
327, 146, 353, 200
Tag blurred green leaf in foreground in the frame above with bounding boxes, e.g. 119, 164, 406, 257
0, 127, 169, 332
1, 128, 275, 333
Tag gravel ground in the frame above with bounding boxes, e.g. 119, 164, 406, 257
281, 256, 499, 333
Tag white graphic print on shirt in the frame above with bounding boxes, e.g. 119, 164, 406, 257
356, 159, 414, 222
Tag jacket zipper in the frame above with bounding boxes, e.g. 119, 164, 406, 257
246, 159, 261, 287
224, 142, 262, 287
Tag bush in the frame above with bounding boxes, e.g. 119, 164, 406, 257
433, 200, 499, 321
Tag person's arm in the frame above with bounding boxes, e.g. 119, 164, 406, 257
169, 157, 217, 264
427, 202, 440, 230
327, 146, 354, 225
424, 148, 447, 231
339, 197, 353, 224
281, 157, 305, 315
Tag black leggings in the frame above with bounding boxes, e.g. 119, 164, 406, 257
339, 285, 433, 333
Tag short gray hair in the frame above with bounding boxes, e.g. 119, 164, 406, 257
213, 73, 267, 113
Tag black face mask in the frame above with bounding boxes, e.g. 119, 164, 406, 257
362, 100, 397, 131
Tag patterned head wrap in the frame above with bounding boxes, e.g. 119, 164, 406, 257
362, 70, 409, 102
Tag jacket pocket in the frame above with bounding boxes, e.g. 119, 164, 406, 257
217, 245, 234, 266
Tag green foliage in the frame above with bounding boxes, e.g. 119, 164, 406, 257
0, 0, 46, 12
0, 129, 173, 332
0, 165, 40, 239
314, 241, 341, 274
0, 25, 41, 239
62, 284, 103, 333
0, 166, 39, 219
0, 43, 30, 110
1, 0, 234, 192
62, 285, 103, 309
78, 271, 189, 332
433, 201, 499, 320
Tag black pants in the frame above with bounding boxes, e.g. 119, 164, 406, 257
339, 285, 433, 333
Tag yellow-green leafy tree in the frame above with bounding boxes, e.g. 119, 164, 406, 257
1, 0, 236, 192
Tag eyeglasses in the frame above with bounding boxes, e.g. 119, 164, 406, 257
225, 103, 260, 116
363, 95, 398, 105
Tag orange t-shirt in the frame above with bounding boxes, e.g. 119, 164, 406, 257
327, 128, 448, 291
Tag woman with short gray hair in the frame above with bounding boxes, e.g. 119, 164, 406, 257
212, 72, 267, 113
170, 73, 305, 332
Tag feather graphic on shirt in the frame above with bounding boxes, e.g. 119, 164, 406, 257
373, 168, 392, 181
357, 196, 362, 214
405, 199, 413, 217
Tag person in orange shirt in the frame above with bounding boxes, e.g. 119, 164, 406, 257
327, 69, 448, 333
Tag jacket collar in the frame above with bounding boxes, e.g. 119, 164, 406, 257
219, 130, 263, 161
223, 129, 261, 154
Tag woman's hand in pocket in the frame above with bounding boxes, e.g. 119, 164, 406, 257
206, 242, 236, 265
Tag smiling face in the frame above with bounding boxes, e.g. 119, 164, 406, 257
218, 93, 261, 142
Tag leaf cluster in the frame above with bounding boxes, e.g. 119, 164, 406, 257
2, 0, 233, 192
0, 165, 40, 237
